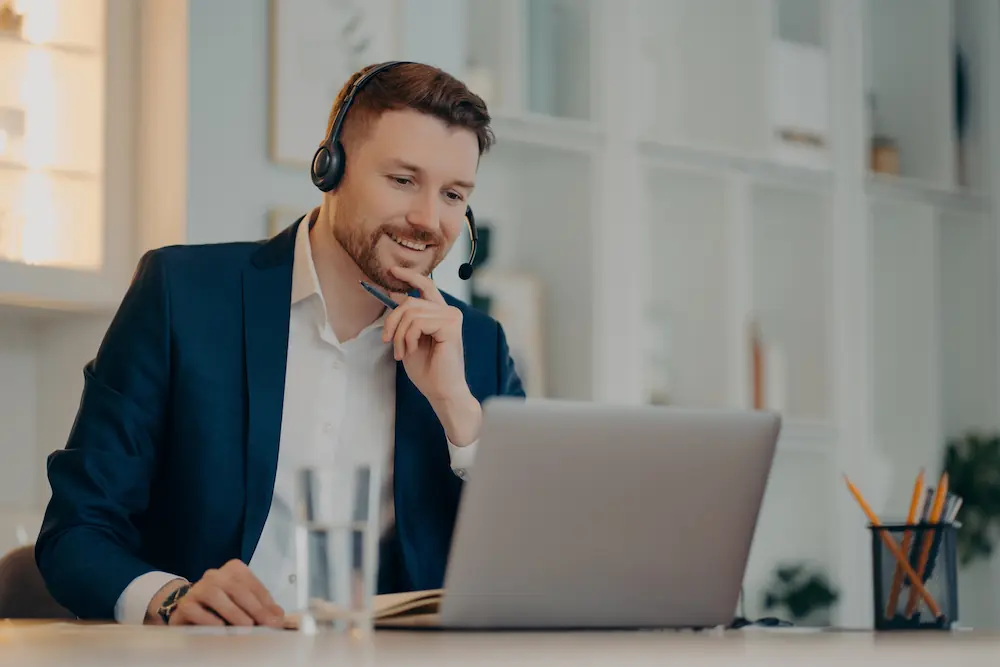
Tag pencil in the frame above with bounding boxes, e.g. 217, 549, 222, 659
884, 469, 925, 619
843, 475, 942, 619
905, 472, 948, 618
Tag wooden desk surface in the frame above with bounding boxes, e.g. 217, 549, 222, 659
0, 621, 996, 666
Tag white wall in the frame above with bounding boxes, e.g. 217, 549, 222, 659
186, 0, 316, 244
0, 312, 112, 554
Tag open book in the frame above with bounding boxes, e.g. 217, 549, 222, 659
283, 589, 444, 630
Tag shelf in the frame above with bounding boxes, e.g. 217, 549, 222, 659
471, 143, 595, 400
642, 167, 732, 409
866, 173, 989, 214
751, 183, 833, 423
639, 137, 831, 191
0, 260, 123, 312
0, 158, 98, 181
462, 0, 594, 123
490, 112, 604, 154
0, 30, 99, 57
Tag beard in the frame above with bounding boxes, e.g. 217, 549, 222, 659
332, 200, 446, 293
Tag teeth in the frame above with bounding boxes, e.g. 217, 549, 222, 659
389, 233, 427, 251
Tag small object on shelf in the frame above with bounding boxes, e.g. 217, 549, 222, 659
871, 137, 900, 176
751, 320, 764, 410
749, 318, 787, 413
0, 1, 23, 37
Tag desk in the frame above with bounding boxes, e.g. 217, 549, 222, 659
0, 621, 997, 666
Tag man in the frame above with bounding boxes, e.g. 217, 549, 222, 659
35, 61, 524, 626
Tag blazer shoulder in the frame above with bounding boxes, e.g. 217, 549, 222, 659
137, 240, 266, 290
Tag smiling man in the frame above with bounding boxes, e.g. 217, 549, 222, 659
35, 61, 525, 626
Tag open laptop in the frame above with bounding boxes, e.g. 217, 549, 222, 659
412, 397, 781, 630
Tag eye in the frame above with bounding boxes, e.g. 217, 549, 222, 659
444, 191, 464, 202
389, 175, 413, 186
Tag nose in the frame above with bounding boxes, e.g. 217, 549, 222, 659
405, 190, 440, 234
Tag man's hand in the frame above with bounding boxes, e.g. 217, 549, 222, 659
383, 265, 482, 445
146, 559, 284, 627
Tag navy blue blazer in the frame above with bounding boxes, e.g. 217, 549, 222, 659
35, 219, 525, 620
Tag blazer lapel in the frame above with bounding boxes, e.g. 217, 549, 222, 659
240, 221, 299, 561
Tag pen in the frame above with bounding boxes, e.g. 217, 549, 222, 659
360, 280, 398, 310
842, 474, 943, 619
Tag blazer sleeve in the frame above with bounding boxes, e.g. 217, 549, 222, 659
496, 321, 526, 398
35, 249, 172, 620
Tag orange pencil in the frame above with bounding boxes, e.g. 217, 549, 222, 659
843, 475, 942, 619
884, 469, 925, 619
904, 472, 949, 618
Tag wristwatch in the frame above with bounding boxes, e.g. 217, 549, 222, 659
157, 582, 192, 625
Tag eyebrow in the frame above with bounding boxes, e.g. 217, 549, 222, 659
387, 159, 475, 191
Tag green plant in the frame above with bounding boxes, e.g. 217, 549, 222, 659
762, 562, 839, 621
942, 431, 1000, 566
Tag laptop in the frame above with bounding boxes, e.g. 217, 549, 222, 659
389, 397, 781, 630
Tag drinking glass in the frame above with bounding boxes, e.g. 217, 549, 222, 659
293, 460, 381, 634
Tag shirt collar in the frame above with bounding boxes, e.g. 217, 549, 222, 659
291, 208, 323, 305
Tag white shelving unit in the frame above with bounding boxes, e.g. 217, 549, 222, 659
399, 0, 1000, 627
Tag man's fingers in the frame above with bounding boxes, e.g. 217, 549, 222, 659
393, 310, 414, 360
389, 266, 445, 304
228, 586, 283, 627
171, 602, 225, 626
404, 317, 423, 357
196, 587, 255, 627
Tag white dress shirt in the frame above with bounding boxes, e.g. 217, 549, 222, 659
114, 210, 478, 623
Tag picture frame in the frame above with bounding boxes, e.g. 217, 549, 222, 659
471, 269, 547, 398
267, 0, 398, 167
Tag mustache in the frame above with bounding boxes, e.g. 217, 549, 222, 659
374, 224, 441, 246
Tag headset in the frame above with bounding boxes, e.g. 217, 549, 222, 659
311, 60, 478, 280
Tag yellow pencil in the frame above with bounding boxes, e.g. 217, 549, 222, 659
885, 469, 925, 619
904, 472, 948, 618
843, 475, 942, 619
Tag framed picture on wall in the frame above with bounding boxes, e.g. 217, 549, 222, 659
268, 0, 398, 167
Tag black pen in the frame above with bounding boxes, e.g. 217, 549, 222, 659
359, 280, 398, 310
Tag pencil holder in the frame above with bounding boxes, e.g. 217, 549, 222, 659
870, 522, 959, 630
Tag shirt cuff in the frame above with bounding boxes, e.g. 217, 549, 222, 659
114, 571, 187, 625
447, 437, 479, 479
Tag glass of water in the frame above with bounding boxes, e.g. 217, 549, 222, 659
293, 460, 381, 634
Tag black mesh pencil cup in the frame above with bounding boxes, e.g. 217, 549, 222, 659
870, 522, 959, 630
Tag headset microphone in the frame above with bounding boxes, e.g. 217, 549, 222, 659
458, 205, 477, 280
311, 60, 479, 281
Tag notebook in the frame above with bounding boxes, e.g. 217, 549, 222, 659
283, 589, 444, 630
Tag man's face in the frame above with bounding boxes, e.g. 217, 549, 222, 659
331, 108, 479, 293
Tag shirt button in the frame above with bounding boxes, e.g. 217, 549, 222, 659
322, 422, 334, 434
331, 358, 343, 369
288, 574, 296, 584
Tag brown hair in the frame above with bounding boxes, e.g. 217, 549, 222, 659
324, 61, 494, 156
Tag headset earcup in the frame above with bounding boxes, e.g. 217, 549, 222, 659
311, 141, 346, 192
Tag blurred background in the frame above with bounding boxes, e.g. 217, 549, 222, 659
1, 0, 999, 630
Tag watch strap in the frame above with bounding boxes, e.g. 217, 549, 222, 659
157, 582, 192, 625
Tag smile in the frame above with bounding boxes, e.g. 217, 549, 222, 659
387, 232, 429, 251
